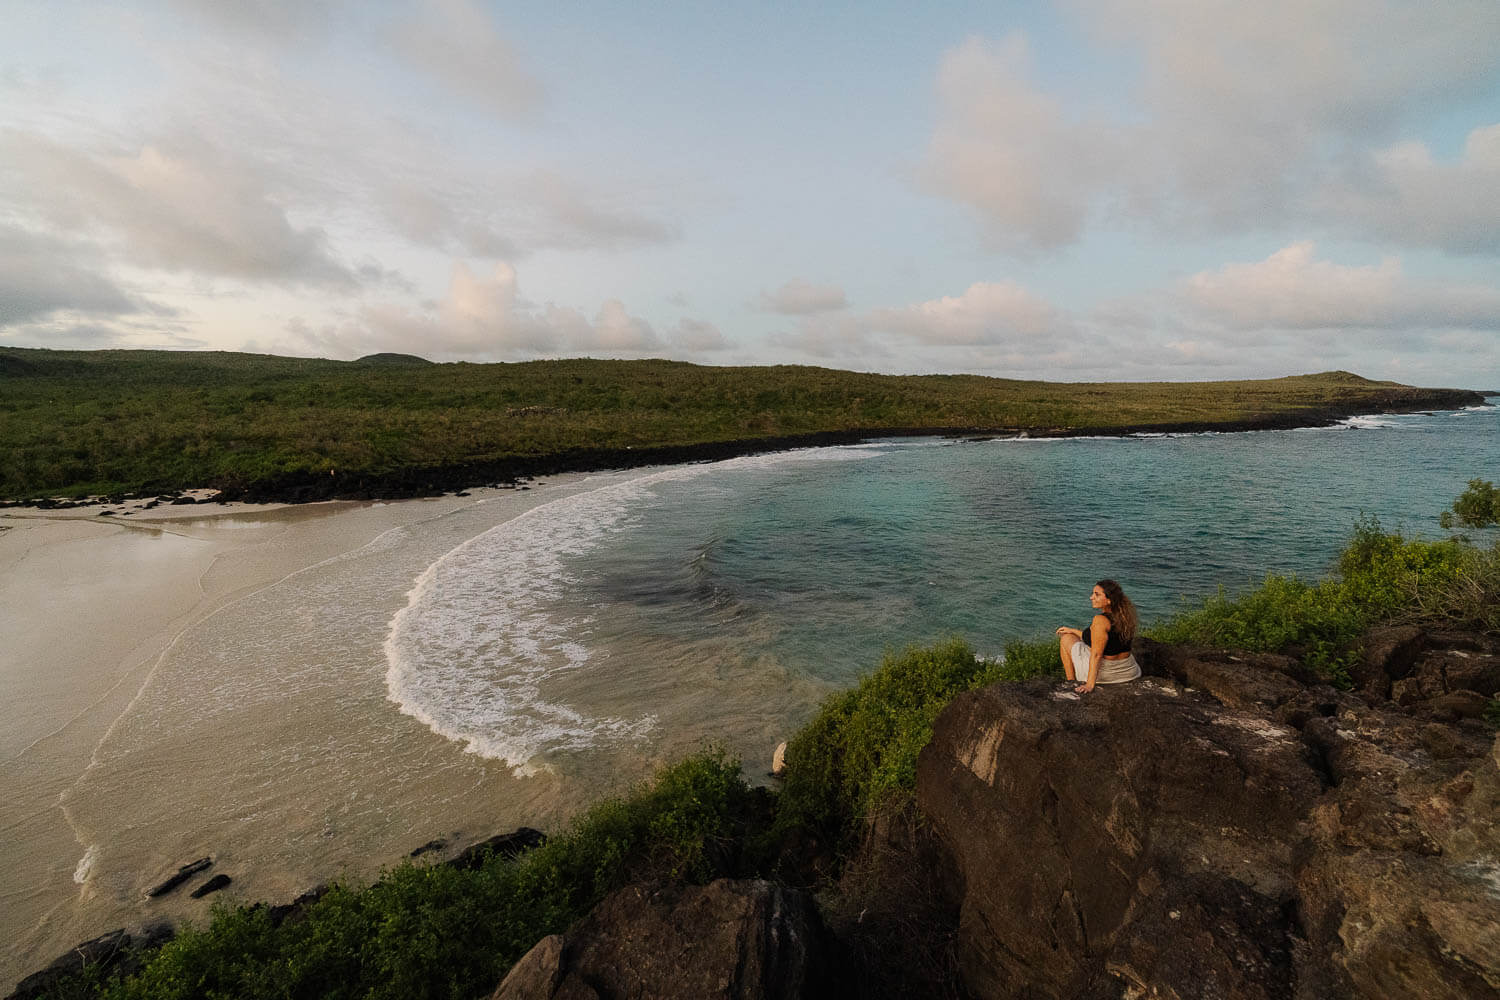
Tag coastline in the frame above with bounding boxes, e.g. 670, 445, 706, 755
4, 387, 1486, 510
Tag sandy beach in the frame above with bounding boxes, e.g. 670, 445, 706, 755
0, 476, 678, 991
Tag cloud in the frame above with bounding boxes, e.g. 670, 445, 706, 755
522, 171, 679, 250
921, 34, 1112, 251
1180, 242, 1500, 331
868, 281, 1064, 345
1318, 124, 1500, 254
285, 260, 664, 360
0, 225, 141, 326
670, 318, 732, 352
389, 0, 544, 119
770, 278, 1071, 368
925, 6, 1500, 251
759, 279, 848, 315
2, 129, 356, 287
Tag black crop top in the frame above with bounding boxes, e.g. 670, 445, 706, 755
1082, 613, 1131, 656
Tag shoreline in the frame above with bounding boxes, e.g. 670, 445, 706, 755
4, 389, 1487, 511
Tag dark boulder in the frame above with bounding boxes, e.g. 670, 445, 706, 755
145, 857, 211, 898
915, 667, 1500, 999
6, 924, 173, 1000
1135, 637, 1312, 708
448, 828, 546, 871
1352, 624, 1427, 697
490, 879, 844, 1000
190, 873, 232, 898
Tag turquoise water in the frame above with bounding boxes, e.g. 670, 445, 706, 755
387, 403, 1497, 775
577, 406, 1500, 686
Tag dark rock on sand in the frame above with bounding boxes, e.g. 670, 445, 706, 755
490, 878, 844, 1000
264, 886, 330, 928
409, 838, 448, 858
914, 648, 1500, 999
448, 828, 546, 871
6, 924, 173, 1000
190, 874, 232, 898
145, 857, 212, 898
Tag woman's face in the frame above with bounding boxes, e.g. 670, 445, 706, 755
1090, 585, 1109, 610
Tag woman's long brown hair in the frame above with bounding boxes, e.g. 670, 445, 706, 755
1096, 579, 1137, 641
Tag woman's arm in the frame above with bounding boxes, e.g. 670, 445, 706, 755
1078, 614, 1109, 692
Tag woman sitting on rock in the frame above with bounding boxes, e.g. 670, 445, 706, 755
1056, 579, 1141, 693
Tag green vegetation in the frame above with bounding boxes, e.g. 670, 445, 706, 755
1441, 478, 1500, 531
774, 637, 1055, 851
0, 346, 1473, 499
1149, 517, 1500, 681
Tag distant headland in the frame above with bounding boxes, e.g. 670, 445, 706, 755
0, 346, 1485, 506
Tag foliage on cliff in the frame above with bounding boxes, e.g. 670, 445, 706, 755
1147, 517, 1493, 682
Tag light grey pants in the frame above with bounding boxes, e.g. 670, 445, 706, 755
1069, 641, 1141, 685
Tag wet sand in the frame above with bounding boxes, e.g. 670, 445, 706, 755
0, 478, 662, 991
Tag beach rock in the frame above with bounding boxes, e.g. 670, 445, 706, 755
914, 665, 1500, 999
6, 924, 173, 1000
448, 828, 546, 871
1353, 624, 1427, 697
265, 886, 329, 928
190, 874, 232, 898
490, 878, 843, 1000
1431, 649, 1500, 696
409, 838, 447, 858
145, 857, 211, 898
1134, 636, 1310, 709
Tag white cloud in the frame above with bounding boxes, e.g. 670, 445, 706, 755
521, 171, 680, 250
389, 0, 544, 119
1318, 124, 1500, 254
0, 225, 142, 325
1181, 242, 1500, 331
922, 34, 1112, 251
669, 318, 731, 352
925, 5, 1500, 251
759, 279, 848, 315
284, 260, 663, 360
770, 278, 1072, 370
869, 281, 1063, 345
2, 129, 356, 287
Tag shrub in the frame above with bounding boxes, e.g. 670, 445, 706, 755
1148, 518, 1475, 683
1440, 478, 1500, 531
774, 636, 1055, 854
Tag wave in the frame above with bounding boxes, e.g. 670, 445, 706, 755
383, 446, 884, 775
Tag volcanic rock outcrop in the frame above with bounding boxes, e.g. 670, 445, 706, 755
491, 878, 842, 1000
914, 636, 1500, 999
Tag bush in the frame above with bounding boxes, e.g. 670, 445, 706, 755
1440, 478, 1500, 531
1148, 518, 1475, 683
774, 637, 1055, 855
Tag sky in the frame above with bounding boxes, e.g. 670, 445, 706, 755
2, 0, 1499, 387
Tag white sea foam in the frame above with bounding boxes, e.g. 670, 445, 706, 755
73, 845, 99, 884
384, 446, 883, 775
1337, 414, 1400, 429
